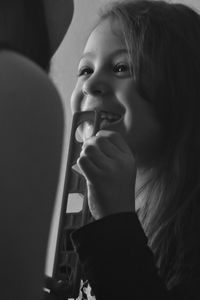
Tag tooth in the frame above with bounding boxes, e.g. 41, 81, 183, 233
100, 111, 120, 121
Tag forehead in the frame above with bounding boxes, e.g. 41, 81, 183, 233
83, 19, 126, 55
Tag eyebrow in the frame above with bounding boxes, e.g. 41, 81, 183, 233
79, 48, 128, 61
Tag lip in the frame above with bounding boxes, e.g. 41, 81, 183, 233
80, 113, 123, 141
79, 108, 124, 140
99, 114, 124, 130
82, 106, 124, 117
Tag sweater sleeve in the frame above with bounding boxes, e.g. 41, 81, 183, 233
71, 212, 200, 300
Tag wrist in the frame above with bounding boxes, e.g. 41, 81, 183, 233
92, 199, 135, 220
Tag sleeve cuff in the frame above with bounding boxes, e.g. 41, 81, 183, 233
71, 212, 147, 260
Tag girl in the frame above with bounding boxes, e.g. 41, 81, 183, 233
70, 0, 200, 299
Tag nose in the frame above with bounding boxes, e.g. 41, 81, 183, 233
82, 73, 110, 96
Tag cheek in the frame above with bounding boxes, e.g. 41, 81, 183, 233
124, 100, 163, 164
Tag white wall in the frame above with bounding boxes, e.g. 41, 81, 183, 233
46, 0, 200, 276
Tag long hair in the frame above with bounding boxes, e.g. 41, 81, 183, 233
0, 0, 51, 71
99, 0, 200, 289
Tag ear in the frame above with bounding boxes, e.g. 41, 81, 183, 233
42, 0, 74, 56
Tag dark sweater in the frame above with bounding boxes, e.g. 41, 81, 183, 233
71, 212, 200, 300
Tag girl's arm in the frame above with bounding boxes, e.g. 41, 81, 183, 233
72, 212, 200, 300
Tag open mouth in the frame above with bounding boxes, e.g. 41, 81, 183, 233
79, 110, 123, 141
99, 110, 122, 129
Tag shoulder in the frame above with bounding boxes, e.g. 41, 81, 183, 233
0, 51, 64, 300
0, 50, 62, 108
0, 49, 64, 148
0, 49, 64, 175
0, 50, 64, 218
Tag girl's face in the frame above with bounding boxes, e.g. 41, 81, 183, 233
71, 19, 163, 168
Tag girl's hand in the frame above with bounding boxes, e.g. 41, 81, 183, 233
77, 130, 136, 220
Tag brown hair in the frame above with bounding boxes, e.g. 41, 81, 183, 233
99, 0, 200, 288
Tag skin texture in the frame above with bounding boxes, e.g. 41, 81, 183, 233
71, 19, 163, 220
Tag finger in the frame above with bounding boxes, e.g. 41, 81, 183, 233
80, 141, 112, 168
82, 135, 115, 160
77, 152, 101, 182
96, 130, 132, 155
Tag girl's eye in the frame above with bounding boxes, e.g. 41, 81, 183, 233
78, 67, 93, 77
113, 63, 130, 74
